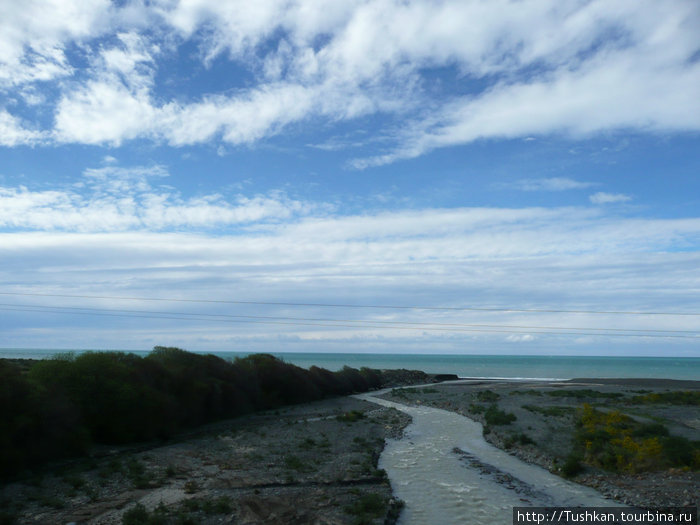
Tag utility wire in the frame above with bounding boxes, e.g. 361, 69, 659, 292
0, 291, 698, 316
1, 306, 698, 339
0, 302, 696, 335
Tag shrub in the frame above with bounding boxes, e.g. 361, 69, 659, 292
337, 410, 365, 423
561, 453, 584, 477
345, 492, 386, 521
572, 404, 698, 473
546, 389, 624, 400
476, 390, 500, 402
283, 455, 308, 472
484, 405, 516, 426
629, 391, 700, 406
122, 503, 149, 525
522, 404, 574, 417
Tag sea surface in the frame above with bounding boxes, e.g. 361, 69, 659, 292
2, 349, 699, 380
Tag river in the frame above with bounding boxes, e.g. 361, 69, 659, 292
357, 390, 618, 525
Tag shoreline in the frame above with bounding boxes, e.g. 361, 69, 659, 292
451, 377, 700, 389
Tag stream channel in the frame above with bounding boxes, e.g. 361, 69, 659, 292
356, 389, 619, 525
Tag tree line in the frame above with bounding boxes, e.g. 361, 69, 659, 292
0, 347, 424, 479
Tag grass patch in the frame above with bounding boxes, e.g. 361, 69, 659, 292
337, 410, 365, 423
467, 403, 485, 414
98, 458, 124, 478
345, 492, 386, 524
284, 454, 311, 472
299, 437, 316, 450
628, 391, 700, 406
126, 458, 152, 489
522, 404, 575, 417
504, 432, 536, 448
181, 496, 232, 515
484, 405, 516, 426
546, 389, 624, 400
122, 502, 168, 525
183, 480, 199, 494
476, 390, 500, 402
39, 495, 65, 509
62, 474, 85, 490
509, 390, 543, 396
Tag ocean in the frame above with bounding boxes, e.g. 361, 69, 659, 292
2, 349, 698, 380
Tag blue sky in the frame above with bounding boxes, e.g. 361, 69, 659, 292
1, 0, 699, 356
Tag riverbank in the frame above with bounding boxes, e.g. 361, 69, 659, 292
380, 377, 700, 508
0, 396, 410, 524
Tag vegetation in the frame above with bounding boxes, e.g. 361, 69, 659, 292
345, 492, 387, 525
337, 410, 365, 423
522, 404, 575, 417
121, 496, 235, 525
545, 389, 624, 400
484, 404, 516, 426
476, 390, 500, 402
509, 389, 543, 396
0, 348, 398, 480
504, 432, 535, 448
561, 452, 584, 478
628, 391, 700, 406
572, 404, 700, 473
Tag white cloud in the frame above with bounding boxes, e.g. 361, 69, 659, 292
0, 110, 45, 146
498, 178, 597, 192
53, 32, 159, 145
589, 192, 633, 204
0, 165, 316, 232
1, 210, 698, 352
0, 0, 111, 88
506, 334, 535, 343
1, 0, 696, 153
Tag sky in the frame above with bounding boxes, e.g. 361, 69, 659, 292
0, 0, 699, 356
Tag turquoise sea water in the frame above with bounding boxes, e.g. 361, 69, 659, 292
2, 349, 698, 380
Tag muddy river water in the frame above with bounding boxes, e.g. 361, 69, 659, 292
357, 391, 618, 525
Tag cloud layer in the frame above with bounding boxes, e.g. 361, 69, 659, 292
1, 166, 698, 353
1, 0, 699, 162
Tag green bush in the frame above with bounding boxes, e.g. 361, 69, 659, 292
337, 410, 365, 422
629, 391, 700, 406
522, 404, 574, 417
561, 453, 584, 477
546, 389, 624, 400
345, 492, 386, 522
122, 503, 149, 525
476, 390, 500, 402
484, 405, 516, 426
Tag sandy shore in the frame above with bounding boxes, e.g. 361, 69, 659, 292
380, 377, 699, 508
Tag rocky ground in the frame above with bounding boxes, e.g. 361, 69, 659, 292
380, 378, 699, 508
0, 396, 410, 525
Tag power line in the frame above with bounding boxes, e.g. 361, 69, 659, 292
0, 291, 697, 316
1, 305, 698, 339
0, 302, 696, 335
